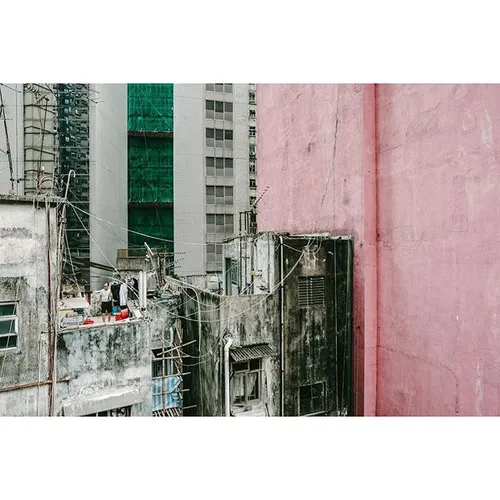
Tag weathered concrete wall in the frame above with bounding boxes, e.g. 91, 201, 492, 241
257, 83, 500, 416
257, 84, 368, 414
222, 293, 280, 416
0, 196, 58, 416
223, 233, 276, 295
181, 288, 221, 416
56, 321, 152, 416
282, 237, 353, 416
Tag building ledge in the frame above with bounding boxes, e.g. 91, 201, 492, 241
0, 194, 64, 206
128, 130, 173, 139
128, 201, 173, 208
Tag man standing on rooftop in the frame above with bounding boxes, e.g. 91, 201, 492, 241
100, 283, 113, 322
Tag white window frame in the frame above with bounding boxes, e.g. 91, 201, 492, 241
231, 359, 262, 406
0, 301, 19, 351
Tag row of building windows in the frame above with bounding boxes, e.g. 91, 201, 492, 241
206, 100, 233, 121
206, 157, 233, 177
206, 185, 233, 205
206, 128, 233, 148
206, 83, 233, 93
206, 214, 234, 234
206, 243, 223, 264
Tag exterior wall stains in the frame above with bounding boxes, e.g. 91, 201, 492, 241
181, 288, 222, 416
222, 293, 280, 416
56, 321, 152, 416
0, 195, 59, 416
257, 83, 500, 416
257, 84, 367, 415
282, 236, 353, 416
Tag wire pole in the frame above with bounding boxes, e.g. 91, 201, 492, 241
51, 170, 75, 415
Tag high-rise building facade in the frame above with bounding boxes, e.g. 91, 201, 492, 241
174, 83, 257, 277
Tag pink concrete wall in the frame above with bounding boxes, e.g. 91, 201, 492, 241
377, 84, 500, 416
257, 83, 500, 416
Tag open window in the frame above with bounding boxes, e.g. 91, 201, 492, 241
231, 359, 261, 406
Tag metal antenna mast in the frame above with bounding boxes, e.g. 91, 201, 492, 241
0, 85, 15, 191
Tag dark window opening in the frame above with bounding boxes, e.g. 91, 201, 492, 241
299, 382, 325, 416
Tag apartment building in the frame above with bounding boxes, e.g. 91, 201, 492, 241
174, 83, 257, 277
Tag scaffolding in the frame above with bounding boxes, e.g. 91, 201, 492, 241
128, 84, 174, 252
23, 84, 58, 196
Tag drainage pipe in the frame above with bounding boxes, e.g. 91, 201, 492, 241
224, 336, 233, 416
279, 235, 285, 416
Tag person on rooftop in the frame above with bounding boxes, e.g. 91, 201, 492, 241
100, 283, 113, 322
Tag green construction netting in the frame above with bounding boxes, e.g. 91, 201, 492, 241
128, 207, 173, 251
128, 84, 173, 132
128, 136, 173, 203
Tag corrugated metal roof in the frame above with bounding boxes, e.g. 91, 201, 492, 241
230, 344, 276, 362
152, 407, 182, 417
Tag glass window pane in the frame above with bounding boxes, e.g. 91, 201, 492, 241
206, 128, 214, 138
225, 158, 233, 169
0, 318, 16, 334
206, 84, 214, 91
224, 130, 233, 140
225, 215, 234, 233
247, 372, 259, 400
206, 157, 215, 176
249, 359, 260, 370
215, 129, 224, 140
225, 102, 233, 112
232, 374, 245, 404
216, 186, 224, 197
215, 83, 224, 92
233, 361, 248, 372
224, 83, 233, 93
215, 101, 224, 112
206, 186, 215, 204
206, 100, 214, 110
215, 158, 224, 173
0, 303, 15, 316
0, 334, 16, 349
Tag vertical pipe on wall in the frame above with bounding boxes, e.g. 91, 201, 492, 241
279, 235, 285, 416
45, 200, 54, 416
224, 336, 233, 416
362, 84, 378, 416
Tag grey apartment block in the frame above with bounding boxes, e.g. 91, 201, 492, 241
174, 84, 257, 278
